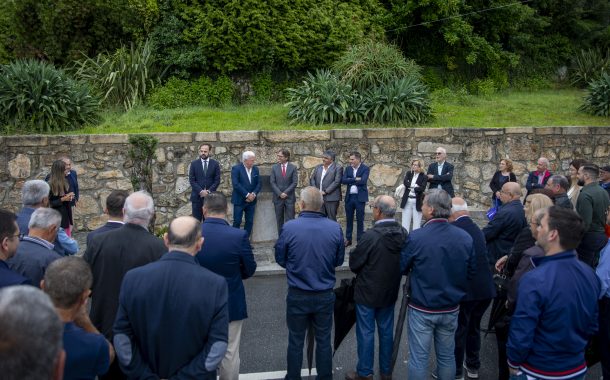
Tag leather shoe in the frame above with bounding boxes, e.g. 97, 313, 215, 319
345, 370, 373, 380
380, 375, 392, 380
344, 239, 352, 247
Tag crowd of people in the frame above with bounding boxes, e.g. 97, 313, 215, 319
0, 145, 609, 380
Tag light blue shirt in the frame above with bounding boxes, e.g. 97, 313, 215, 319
596, 240, 610, 299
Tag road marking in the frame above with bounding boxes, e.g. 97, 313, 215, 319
236, 369, 318, 379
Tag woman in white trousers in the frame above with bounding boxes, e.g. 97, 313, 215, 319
397, 159, 427, 232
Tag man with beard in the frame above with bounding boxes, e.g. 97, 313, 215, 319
189, 143, 221, 221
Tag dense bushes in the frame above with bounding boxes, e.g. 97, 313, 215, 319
570, 49, 609, 88
0, 60, 99, 133
580, 73, 610, 117
148, 76, 235, 109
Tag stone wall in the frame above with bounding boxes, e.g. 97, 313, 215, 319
1, 127, 609, 241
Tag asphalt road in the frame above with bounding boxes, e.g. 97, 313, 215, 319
236, 272, 602, 380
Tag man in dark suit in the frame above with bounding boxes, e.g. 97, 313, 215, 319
197, 193, 256, 380
449, 197, 496, 380
84, 191, 166, 380
86, 190, 128, 246
231, 151, 261, 238
113, 216, 228, 380
427, 147, 455, 197
0, 209, 31, 288
525, 156, 552, 200
342, 151, 369, 246
309, 150, 343, 221
189, 143, 221, 221
270, 149, 298, 232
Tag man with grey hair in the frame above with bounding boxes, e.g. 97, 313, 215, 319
525, 156, 552, 199
0, 285, 65, 380
310, 150, 344, 221
8, 208, 62, 287
231, 151, 261, 237
42, 257, 114, 379
17, 179, 78, 256
84, 190, 166, 380
114, 216, 229, 379
400, 189, 475, 380
545, 175, 572, 209
449, 197, 495, 380
427, 147, 455, 198
346, 195, 408, 380
275, 186, 345, 380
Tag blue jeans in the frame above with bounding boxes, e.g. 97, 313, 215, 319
407, 307, 458, 380
285, 288, 334, 380
356, 303, 395, 377
509, 372, 585, 380
344, 195, 365, 242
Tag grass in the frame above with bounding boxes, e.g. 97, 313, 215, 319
57, 88, 610, 134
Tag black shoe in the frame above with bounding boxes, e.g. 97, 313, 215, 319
344, 239, 352, 247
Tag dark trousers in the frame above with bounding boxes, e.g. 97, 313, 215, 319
454, 299, 492, 375
321, 201, 339, 221
495, 311, 511, 380
285, 288, 334, 380
600, 297, 610, 379
233, 202, 256, 237
577, 231, 608, 267
100, 357, 126, 380
345, 195, 365, 242
274, 199, 295, 233
192, 198, 204, 222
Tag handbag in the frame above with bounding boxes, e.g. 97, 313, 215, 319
486, 206, 498, 220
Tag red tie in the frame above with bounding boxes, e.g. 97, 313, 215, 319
282, 164, 286, 177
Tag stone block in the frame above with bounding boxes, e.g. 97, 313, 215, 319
108, 179, 133, 190
175, 202, 192, 217
97, 170, 124, 179
368, 164, 403, 187
463, 164, 480, 179
155, 147, 166, 163
6, 136, 48, 146
366, 128, 411, 139
463, 144, 492, 161
154, 133, 192, 143
73, 195, 100, 217
177, 163, 188, 176
175, 177, 190, 194
463, 181, 480, 191
594, 145, 609, 158
8, 154, 31, 179
215, 146, 227, 154
219, 131, 260, 142
484, 130, 504, 136
302, 156, 322, 169
505, 127, 534, 134
194, 132, 218, 142
414, 128, 449, 137
562, 127, 590, 135
333, 129, 363, 139
535, 127, 562, 135
86, 215, 108, 231
591, 127, 610, 135
417, 142, 463, 154
452, 128, 483, 137
262, 130, 330, 142
89, 134, 129, 144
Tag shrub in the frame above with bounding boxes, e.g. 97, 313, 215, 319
0, 59, 99, 133
570, 49, 609, 88
147, 75, 234, 109
469, 78, 496, 97
580, 72, 610, 116
72, 39, 162, 111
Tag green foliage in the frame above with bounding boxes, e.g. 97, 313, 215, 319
0, 0, 16, 64
148, 75, 235, 109
469, 78, 496, 97
580, 72, 610, 117
570, 49, 609, 88
128, 133, 158, 231
332, 40, 421, 92
0, 59, 99, 133
251, 73, 275, 102
72, 40, 162, 111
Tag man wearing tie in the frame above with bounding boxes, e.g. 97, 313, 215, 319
231, 151, 261, 238
189, 143, 221, 221
427, 146, 455, 198
342, 151, 369, 247
270, 149, 298, 233
309, 150, 343, 221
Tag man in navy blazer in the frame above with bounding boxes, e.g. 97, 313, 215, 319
189, 143, 221, 221
113, 216, 228, 380
197, 193, 256, 380
86, 190, 128, 246
427, 147, 455, 198
0, 209, 31, 288
342, 151, 370, 246
231, 151, 261, 238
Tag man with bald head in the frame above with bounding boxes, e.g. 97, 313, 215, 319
483, 182, 528, 263
114, 216, 229, 379
449, 198, 495, 380
84, 191, 166, 380
346, 195, 408, 380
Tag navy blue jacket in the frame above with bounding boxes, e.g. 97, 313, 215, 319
507, 251, 600, 379
426, 161, 455, 198
16, 207, 77, 256
342, 164, 370, 203
197, 217, 257, 322
7, 236, 61, 288
275, 211, 345, 291
231, 164, 261, 206
401, 219, 475, 312
451, 216, 496, 301
189, 158, 221, 202
525, 170, 551, 197
86, 221, 123, 246
63, 322, 109, 380
482, 200, 527, 262
114, 251, 229, 380
0, 260, 31, 288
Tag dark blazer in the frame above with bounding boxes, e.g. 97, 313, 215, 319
196, 217, 257, 321
342, 164, 370, 202
525, 170, 552, 196
86, 221, 124, 246
451, 216, 496, 301
400, 171, 428, 210
49, 190, 73, 229
270, 162, 298, 203
0, 260, 31, 288
46, 170, 79, 206
16, 206, 75, 256
482, 200, 528, 262
7, 237, 61, 288
427, 161, 455, 197
189, 158, 221, 202
113, 251, 228, 380
310, 163, 343, 202
231, 164, 261, 206
83, 223, 166, 340
489, 171, 517, 201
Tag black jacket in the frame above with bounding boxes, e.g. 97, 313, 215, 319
349, 220, 408, 308
482, 200, 528, 262
427, 161, 455, 197
553, 193, 573, 209
400, 171, 427, 210
489, 171, 517, 201
505, 227, 536, 278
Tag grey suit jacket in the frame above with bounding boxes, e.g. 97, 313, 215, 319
270, 162, 298, 202
309, 163, 343, 202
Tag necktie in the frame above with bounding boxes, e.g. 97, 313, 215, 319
203, 160, 208, 176
282, 164, 286, 177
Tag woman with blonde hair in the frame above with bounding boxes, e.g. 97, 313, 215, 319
47, 159, 75, 236
396, 159, 427, 231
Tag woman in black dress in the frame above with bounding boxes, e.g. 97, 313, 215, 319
48, 159, 75, 236
489, 159, 517, 208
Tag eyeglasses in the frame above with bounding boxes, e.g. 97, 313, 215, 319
368, 204, 378, 209
435, 152, 443, 155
